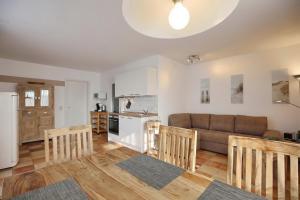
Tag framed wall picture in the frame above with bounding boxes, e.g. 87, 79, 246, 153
272, 69, 289, 103
200, 78, 210, 104
231, 74, 244, 104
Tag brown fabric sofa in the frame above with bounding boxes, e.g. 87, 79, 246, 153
168, 113, 282, 155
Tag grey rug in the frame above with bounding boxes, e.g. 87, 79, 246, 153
12, 178, 88, 200
198, 180, 266, 200
116, 155, 184, 189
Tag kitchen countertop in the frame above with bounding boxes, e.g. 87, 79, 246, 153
109, 112, 158, 118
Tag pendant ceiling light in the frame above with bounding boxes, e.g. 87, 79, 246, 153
169, 0, 190, 30
122, 0, 239, 39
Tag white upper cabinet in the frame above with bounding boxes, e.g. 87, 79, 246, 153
115, 67, 157, 97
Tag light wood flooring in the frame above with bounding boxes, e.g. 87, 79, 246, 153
0, 134, 227, 198
3, 147, 216, 200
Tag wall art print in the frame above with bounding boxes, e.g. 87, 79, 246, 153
231, 74, 244, 104
200, 78, 210, 104
272, 69, 289, 103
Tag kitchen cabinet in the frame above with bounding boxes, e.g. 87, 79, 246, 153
109, 115, 158, 153
119, 116, 141, 149
115, 67, 157, 97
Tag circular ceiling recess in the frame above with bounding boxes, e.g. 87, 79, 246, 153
122, 0, 239, 39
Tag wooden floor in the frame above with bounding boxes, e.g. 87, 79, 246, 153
0, 134, 227, 198
3, 147, 216, 200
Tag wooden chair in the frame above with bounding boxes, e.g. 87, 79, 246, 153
146, 120, 161, 156
227, 135, 300, 200
158, 125, 197, 172
44, 125, 93, 164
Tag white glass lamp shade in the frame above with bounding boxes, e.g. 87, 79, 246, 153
122, 0, 239, 39
168, 2, 190, 30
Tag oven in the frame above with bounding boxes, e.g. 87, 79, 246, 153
109, 115, 119, 135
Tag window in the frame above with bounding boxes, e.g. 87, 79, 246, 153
25, 90, 35, 107
40, 89, 49, 107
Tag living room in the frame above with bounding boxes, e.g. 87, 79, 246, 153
0, 0, 300, 200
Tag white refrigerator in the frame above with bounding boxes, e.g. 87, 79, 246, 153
0, 92, 19, 169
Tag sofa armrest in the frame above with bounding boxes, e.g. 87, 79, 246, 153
263, 130, 283, 141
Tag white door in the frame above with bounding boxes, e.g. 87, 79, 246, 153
65, 81, 88, 127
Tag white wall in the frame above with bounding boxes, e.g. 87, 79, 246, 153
0, 58, 101, 128
157, 56, 187, 125
0, 82, 17, 92
186, 44, 300, 132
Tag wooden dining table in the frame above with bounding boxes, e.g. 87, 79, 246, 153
2, 147, 213, 200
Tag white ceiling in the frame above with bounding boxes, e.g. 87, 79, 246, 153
0, 0, 299, 72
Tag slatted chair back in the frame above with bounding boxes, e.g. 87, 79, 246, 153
158, 125, 197, 172
146, 120, 161, 156
227, 135, 300, 200
44, 125, 93, 164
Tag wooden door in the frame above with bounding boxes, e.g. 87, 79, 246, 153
18, 86, 39, 142
20, 109, 38, 141
38, 109, 54, 139
18, 84, 55, 143
36, 85, 54, 139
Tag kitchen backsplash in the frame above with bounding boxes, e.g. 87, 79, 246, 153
119, 96, 158, 113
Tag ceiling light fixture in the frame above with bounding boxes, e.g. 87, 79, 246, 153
122, 0, 239, 39
169, 0, 190, 30
187, 55, 201, 64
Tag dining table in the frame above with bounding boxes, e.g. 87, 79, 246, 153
2, 147, 213, 200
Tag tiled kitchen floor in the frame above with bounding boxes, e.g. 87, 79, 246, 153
0, 134, 227, 198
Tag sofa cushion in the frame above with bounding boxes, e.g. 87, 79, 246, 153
168, 113, 191, 129
190, 114, 210, 129
197, 129, 231, 145
235, 115, 267, 136
210, 115, 235, 132
196, 129, 260, 145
